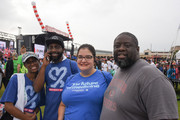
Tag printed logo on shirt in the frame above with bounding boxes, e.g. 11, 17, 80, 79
103, 97, 117, 111
66, 82, 100, 92
24, 108, 34, 113
49, 88, 63, 92
49, 66, 67, 88
25, 85, 38, 109
109, 90, 115, 97
110, 78, 127, 94
103, 78, 127, 112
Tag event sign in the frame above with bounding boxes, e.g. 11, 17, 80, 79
34, 44, 45, 59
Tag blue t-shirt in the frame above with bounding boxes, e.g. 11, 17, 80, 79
43, 59, 79, 120
62, 70, 112, 120
0, 74, 45, 113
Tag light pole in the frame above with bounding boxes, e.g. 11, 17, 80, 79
170, 25, 180, 66
18, 26, 22, 35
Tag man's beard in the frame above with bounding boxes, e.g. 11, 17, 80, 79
49, 52, 63, 63
114, 56, 135, 69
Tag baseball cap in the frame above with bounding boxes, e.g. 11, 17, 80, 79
45, 36, 64, 48
22, 52, 39, 63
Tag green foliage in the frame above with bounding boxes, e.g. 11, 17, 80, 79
175, 85, 180, 120
0, 84, 5, 98
178, 101, 180, 120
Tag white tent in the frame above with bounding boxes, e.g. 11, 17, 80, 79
176, 50, 180, 59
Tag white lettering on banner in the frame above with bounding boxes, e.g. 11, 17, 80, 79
49, 67, 67, 88
25, 86, 38, 109
67, 82, 100, 91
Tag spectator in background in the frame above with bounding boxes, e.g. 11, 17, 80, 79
163, 64, 168, 76
107, 58, 113, 73
150, 60, 156, 67
17, 45, 27, 73
157, 63, 163, 72
175, 65, 179, 89
0, 51, 5, 89
95, 57, 102, 70
167, 64, 177, 89
111, 62, 118, 76
102, 60, 108, 72
0, 51, 4, 71
172, 65, 178, 89
4, 52, 19, 88
39, 58, 43, 66
175, 65, 179, 79
12, 52, 19, 74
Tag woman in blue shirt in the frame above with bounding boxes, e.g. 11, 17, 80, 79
0, 52, 45, 120
58, 44, 112, 120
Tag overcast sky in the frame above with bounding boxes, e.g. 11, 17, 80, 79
0, 0, 180, 53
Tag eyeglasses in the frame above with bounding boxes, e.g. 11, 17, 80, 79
48, 45, 62, 50
77, 55, 93, 61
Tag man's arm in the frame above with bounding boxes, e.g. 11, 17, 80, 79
33, 52, 50, 92
141, 75, 178, 120
33, 64, 47, 92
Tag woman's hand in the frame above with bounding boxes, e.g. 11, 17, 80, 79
5, 102, 36, 120
23, 112, 36, 120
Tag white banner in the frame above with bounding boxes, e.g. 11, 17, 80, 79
9, 41, 13, 49
34, 44, 45, 59
176, 51, 180, 59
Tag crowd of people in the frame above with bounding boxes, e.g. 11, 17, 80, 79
146, 59, 180, 89
0, 45, 28, 89
0, 32, 178, 120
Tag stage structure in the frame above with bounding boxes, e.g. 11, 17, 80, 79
16, 30, 72, 55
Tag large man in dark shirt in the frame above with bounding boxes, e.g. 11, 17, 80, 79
100, 32, 178, 120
